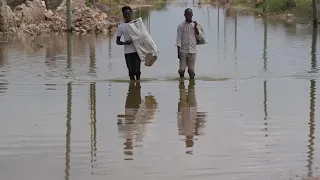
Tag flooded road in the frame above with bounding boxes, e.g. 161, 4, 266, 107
1, 0, 320, 179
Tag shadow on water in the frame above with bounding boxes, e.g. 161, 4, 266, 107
117, 82, 158, 160
308, 79, 316, 177
90, 82, 98, 174
263, 17, 268, 72
108, 32, 112, 73
263, 80, 268, 137
89, 39, 97, 76
217, 6, 220, 63
233, 10, 238, 91
223, 7, 226, 61
177, 80, 207, 155
306, 24, 317, 178
65, 82, 72, 180
263, 16, 268, 138
67, 32, 72, 72
0, 44, 8, 67
108, 34, 112, 96
0, 44, 8, 93
44, 32, 96, 70
311, 25, 318, 71
45, 35, 63, 69
0, 82, 8, 93
65, 33, 73, 180
45, 83, 57, 91
41, 32, 110, 78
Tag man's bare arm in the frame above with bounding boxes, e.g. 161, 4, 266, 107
116, 36, 127, 45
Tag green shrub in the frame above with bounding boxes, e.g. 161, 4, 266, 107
268, 0, 286, 12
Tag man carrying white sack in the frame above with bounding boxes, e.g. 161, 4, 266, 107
176, 8, 202, 80
116, 6, 141, 81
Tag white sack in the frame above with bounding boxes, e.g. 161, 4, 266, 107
127, 17, 158, 67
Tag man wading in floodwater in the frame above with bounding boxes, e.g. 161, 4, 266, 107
116, 6, 141, 81
176, 8, 200, 80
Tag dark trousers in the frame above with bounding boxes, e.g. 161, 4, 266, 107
125, 52, 141, 80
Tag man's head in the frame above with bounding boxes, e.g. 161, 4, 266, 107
122, 6, 132, 22
184, 8, 193, 22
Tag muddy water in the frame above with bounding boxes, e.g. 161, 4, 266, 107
1, 1, 320, 180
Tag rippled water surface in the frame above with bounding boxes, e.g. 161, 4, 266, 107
1, 0, 320, 179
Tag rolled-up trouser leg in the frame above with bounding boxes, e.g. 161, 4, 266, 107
179, 52, 188, 78
187, 53, 196, 79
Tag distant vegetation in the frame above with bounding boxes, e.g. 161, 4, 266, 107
220, 0, 312, 15
85, 0, 168, 16
84, 0, 168, 7
255, 0, 311, 13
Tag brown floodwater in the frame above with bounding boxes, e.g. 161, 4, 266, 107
1, 0, 320, 179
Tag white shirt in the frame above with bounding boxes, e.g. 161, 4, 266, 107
176, 21, 199, 54
116, 22, 137, 54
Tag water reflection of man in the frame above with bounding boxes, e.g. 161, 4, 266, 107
117, 82, 158, 160
117, 82, 141, 160
177, 80, 206, 154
